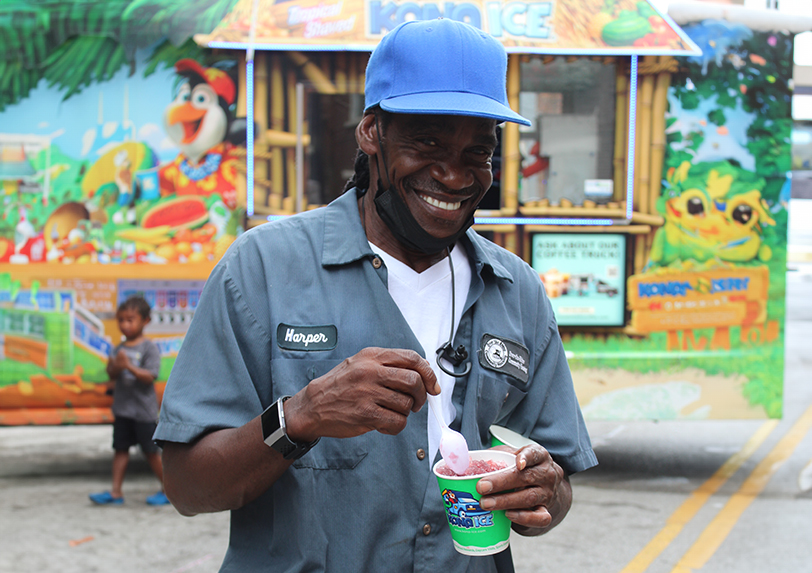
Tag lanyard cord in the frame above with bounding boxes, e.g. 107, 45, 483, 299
448, 247, 455, 345
436, 247, 471, 377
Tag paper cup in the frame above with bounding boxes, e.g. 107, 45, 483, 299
432, 449, 516, 556
489, 425, 540, 450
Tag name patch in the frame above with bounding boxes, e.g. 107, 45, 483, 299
277, 324, 337, 351
478, 334, 529, 384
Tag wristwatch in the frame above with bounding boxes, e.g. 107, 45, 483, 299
261, 396, 320, 460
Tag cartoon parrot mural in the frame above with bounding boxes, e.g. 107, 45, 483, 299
158, 59, 241, 210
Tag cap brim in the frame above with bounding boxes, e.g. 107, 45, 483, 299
379, 92, 532, 126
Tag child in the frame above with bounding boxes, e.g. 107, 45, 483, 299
89, 295, 168, 506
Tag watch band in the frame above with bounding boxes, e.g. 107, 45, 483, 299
261, 396, 319, 460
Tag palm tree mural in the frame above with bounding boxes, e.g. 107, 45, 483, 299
0, 0, 239, 109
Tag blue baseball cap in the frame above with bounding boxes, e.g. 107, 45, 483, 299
364, 19, 531, 126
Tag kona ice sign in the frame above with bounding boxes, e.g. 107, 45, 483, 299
198, 0, 701, 55
367, 1, 554, 39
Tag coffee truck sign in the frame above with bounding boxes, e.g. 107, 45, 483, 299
532, 233, 627, 327
198, 0, 701, 55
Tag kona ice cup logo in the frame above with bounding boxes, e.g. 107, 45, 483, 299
432, 449, 516, 556
442, 489, 495, 529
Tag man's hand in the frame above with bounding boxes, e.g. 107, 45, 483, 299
164, 347, 440, 516
475, 445, 572, 536
284, 347, 440, 443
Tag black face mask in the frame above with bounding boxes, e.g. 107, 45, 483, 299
373, 180, 475, 255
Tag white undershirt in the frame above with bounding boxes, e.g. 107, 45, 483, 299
369, 242, 471, 462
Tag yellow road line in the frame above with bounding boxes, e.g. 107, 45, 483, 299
671, 404, 812, 573
619, 420, 778, 573
800, 458, 812, 492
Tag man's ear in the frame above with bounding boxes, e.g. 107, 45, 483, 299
356, 113, 379, 156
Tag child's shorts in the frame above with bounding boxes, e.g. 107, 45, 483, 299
113, 416, 160, 454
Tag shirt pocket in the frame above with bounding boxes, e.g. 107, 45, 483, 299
271, 358, 368, 470
476, 372, 528, 432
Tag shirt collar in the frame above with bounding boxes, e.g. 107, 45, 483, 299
462, 229, 514, 283
321, 190, 375, 267
321, 189, 514, 284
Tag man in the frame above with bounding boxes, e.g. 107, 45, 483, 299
156, 18, 597, 572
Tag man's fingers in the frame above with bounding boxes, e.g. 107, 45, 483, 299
504, 506, 553, 529
377, 348, 439, 395
478, 446, 553, 494
515, 444, 552, 470
479, 485, 551, 512
378, 364, 431, 413
374, 383, 416, 416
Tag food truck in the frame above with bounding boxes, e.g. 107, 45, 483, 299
0, 0, 802, 424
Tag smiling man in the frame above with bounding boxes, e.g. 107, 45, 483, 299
156, 18, 596, 573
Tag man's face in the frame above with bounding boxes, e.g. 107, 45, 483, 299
378, 113, 498, 239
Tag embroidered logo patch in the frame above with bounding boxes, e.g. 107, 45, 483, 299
483, 338, 508, 368
277, 324, 337, 351
478, 334, 529, 384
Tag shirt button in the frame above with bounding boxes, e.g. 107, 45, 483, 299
422, 524, 431, 536
372, 256, 383, 269
416, 448, 426, 460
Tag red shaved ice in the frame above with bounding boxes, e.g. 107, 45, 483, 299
436, 458, 508, 477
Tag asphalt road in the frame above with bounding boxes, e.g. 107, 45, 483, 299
1, 265, 810, 573
510, 263, 812, 573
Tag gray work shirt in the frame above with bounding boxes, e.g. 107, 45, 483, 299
111, 338, 161, 422
155, 189, 597, 573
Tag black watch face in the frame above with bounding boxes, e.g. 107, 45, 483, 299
261, 400, 282, 442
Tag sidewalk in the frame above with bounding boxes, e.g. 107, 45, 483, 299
0, 425, 229, 573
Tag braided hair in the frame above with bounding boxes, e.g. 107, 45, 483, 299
343, 149, 370, 194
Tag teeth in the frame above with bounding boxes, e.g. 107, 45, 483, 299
420, 195, 461, 211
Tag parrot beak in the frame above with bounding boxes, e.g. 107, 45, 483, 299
168, 102, 207, 144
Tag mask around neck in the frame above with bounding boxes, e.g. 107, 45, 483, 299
373, 181, 474, 255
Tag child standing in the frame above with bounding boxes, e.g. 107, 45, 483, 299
89, 295, 168, 506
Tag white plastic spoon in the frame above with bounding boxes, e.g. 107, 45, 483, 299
427, 392, 470, 475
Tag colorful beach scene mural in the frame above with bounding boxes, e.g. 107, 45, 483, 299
0, 52, 245, 266
0, 1, 246, 266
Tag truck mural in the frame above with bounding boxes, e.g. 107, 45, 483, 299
567, 17, 791, 420
0, 1, 244, 424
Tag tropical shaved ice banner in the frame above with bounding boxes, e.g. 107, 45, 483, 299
199, 0, 700, 55
567, 19, 791, 420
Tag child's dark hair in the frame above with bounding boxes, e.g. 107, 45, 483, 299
118, 295, 151, 320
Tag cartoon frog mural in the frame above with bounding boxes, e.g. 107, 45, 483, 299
648, 160, 775, 268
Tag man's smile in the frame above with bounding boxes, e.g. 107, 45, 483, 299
419, 194, 462, 211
